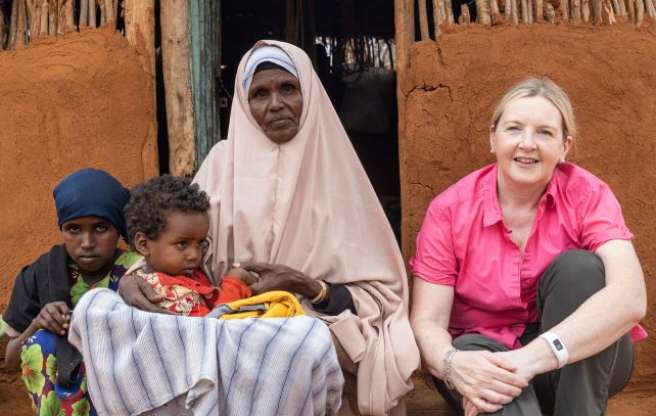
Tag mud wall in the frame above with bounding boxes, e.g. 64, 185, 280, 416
400, 24, 656, 384
0, 28, 157, 413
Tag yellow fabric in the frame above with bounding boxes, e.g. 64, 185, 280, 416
219, 290, 305, 320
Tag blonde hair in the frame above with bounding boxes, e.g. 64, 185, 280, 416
491, 77, 576, 139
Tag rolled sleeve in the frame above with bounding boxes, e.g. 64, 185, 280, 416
410, 201, 458, 286
579, 184, 634, 251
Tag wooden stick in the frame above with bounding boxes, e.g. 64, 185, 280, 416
39, 0, 48, 35
611, 0, 621, 15
475, 0, 492, 24
511, 0, 520, 23
545, 1, 556, 20
535, 0, 544, 21
592, 0, 603, 21
627, 0, 636, 22
108, 0, 117, 26
446, 0, 455, 24
0, 7, 7, 49
572, 0, 582, 21
432, 0, 442, 39
17, 0, 27, 46
60, 0, 73, 33
89, 0, 97, 27
418, 0, 430, 40
99, 0, 106, 26
636, 0, 645, 22
618, 0, 627, 15
562, 0, 570, 21
521, 0, 529, 21
124, 0, 155, 73
48, 0, 57, 35
490, 0, 502, 23
8, 0, 19, 48
602, 0, 618, 21
582, 0, 591, 20
80, 0, 89, 28
645, 0, 656, 19
459, 3, 471, 23
505, 0, 512, 20
25, 0, 36, 40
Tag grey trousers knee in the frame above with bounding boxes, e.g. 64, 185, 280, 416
434, 250, 634, 416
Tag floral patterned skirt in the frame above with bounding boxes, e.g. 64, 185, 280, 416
20, 329, 94, 416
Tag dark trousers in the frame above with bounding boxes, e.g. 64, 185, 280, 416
434, 250, 634, 416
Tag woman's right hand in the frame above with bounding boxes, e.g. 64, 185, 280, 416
34, 301, 71, 336
449, 350, 528, 413
118, 274, 172, 314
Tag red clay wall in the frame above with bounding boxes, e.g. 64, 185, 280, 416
0, 29, 157, 413
400, 24, 656, 385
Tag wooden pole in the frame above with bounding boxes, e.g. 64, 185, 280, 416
418, 0, 430, 40
25, 0, 37, 40
124, 0, 155, 73
17, 0, 27, 47
459, 3, 471, 22
618, 0, 627, 15
521, 0, 529, 22
527, 0, 534, 22
645, 0, 656, 20
603, 0, 618, 21
562, 0, 570, 21
627, 0, 636, 22
505, 0, 513, 19
545, 1, 556, 20
160, 0, 195, 176
39, 0, 48, 35
511, 0, 520, 23
395, 0, 414, 256
89, 0, 97, 27
572, 0, 582, 22
58, 0, 73, 34
490, 0, 502, 23
445, 0, 455, 24
592, 0, 603, 21
476, 0, 492, 24
80, 0, 89, 28
48, 0, 57, 35
535, 0, 544, 21
582, 0, 592, 20
8, 0, 18, 48
636, 0, 645, 22
432, 0, 443, 39
0, 7, 6, 49
611, 0, 621, 14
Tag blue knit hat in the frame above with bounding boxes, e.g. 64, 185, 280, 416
53, 168, 130, 239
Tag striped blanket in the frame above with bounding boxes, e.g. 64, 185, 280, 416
69, 289, 344, 416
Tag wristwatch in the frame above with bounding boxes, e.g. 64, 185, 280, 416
539, 331, 569, 369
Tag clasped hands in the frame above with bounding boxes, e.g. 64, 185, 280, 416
447, 348, 536, 416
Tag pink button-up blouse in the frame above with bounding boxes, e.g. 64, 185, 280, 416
410, 163, 646, 349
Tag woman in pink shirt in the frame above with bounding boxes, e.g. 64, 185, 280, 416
410, 77, 647, 416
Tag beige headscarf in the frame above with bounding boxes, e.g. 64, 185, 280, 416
193, 40, 419, 415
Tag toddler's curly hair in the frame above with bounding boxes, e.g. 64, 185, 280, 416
125, 175, 210, 247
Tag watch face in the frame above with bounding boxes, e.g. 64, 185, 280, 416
553, 339, 564, 350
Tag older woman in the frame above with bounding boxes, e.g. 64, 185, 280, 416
119, 41, 418, 416
410, 77, 647, 416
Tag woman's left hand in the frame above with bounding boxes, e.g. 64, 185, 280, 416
241, 262, 322, 298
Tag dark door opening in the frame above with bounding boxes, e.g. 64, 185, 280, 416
220, 1, 401, 241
